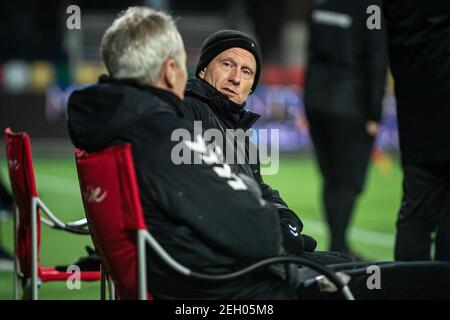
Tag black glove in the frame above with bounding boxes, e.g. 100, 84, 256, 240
280, 218, 317, 255
280, 218, 305, 255
302, 234, 317, 252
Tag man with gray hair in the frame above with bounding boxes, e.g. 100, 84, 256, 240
98, 6, 187, 96
67, 6, 296, 300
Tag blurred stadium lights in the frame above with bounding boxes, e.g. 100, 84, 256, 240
3, 60, 30, 93
0, 0, 398, 153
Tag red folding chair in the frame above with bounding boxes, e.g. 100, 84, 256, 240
4, 128, 101, 300
75, 144, 152, 300
75, 143, 354, 300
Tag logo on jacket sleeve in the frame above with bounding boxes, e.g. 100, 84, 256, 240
288, 224, 299, 237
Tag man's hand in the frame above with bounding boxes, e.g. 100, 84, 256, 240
301, 234, 317, 252
280, 219, 304, 255
280, 219, 317, 255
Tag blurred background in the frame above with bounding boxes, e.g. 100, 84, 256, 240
0, 0, 398, 153
0, 0, 400, 299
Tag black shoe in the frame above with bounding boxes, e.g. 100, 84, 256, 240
55, 246, 101, 272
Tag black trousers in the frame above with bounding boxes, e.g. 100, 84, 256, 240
395, 162, 450, 261
307, 111, 374, 252
300, 250, 356, 265
297, 260, 450, 299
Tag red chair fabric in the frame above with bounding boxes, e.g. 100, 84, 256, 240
4, 128, 100, 286
39, 267, 100, 282
5, 128, 41, 278
76, 144, 152, 300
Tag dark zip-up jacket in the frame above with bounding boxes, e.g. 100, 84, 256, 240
184, 78, 307, 255
67, 75, 296, 299
304, 0, 387, 122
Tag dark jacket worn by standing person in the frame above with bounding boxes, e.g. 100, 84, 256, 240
304, 0, 387, 123
384, 0, 450, 164
68, 75, 297, 299
184, 78, 311, 256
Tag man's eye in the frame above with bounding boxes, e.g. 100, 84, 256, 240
223, 61, 232, 68
242, 69, 252, 76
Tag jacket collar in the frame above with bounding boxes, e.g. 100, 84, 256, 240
185, 78, 261, 130
99, 74, 185, 117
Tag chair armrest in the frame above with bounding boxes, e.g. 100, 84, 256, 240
141, 230, 354, 300
34, 197, 90, 235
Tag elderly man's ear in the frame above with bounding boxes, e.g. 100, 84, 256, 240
199, 69, 205, 79
161, 58, 178, 89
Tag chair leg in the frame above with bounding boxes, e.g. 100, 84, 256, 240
108, 276, 116, 300
13, 270, 20, 300
31, 198, 39, 300
22, 280, 32, 300
100, 266, 106, 300
13, 204, 20, 300
22, 277, 40, 300
137, 230, 148, 300
22, 278, 41, 300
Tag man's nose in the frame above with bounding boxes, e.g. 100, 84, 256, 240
228, 68, 241, 84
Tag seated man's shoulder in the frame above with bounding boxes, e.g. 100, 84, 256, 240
183, 94, 214, 120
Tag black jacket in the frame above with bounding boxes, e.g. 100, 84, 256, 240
304, 0, 387, 122
184, 78, 308, 255
68, 76, 295, 299
384, 0, 450, 164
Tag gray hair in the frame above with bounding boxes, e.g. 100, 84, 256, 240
100, 7, 184, 85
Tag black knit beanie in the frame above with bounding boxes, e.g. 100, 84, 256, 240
195, 30, 262, 93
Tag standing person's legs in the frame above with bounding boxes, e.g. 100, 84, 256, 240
307, 111, 333, 192
395, 163, 447, 261
433, 167, 450, 261
435, 203, 450, 261
323, 186, 357, 252
319, 116, 374, 253
308, 112, 338, 247
308, 112, 347, 251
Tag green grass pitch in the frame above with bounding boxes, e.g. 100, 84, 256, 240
0, 155, 402, 299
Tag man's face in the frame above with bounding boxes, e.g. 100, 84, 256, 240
199, 47, 256, 105
173, 49, 188, 99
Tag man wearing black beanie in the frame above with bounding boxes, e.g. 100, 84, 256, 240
194, 29, 262, 98
182, 30, 331, 260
